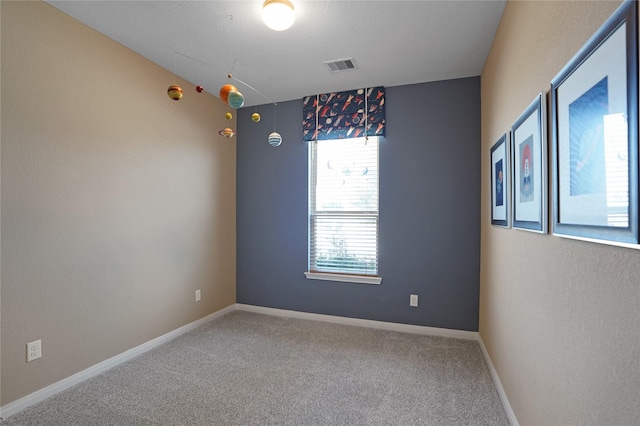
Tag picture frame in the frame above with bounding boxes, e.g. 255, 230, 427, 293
490, 132, 510, 227
511, 93, 548, 233
550, 0, 638, 245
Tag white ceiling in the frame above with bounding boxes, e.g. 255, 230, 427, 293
47, 0, 506, 107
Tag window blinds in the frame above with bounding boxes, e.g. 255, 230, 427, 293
309, 137, 379, 276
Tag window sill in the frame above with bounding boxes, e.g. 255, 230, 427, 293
304, 272, 382, 285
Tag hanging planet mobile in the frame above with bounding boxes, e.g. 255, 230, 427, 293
219, 128, 237, 138
219, 84, 238, 104
268, 132, 282, 147
227, 90, 245, 109
167, 85, 183, 101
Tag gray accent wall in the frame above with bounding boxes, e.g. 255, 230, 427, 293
237, 77, 480, 331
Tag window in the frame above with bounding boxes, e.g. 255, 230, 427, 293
306, 137, 381, 284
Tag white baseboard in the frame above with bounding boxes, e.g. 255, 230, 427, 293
477, 337, 519, 426
1, 302, 517, 426
235, 303, 479, 340
0, 305, 235, 420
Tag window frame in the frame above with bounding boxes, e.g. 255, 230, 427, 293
306, 137, 382, 285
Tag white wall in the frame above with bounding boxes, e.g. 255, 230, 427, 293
1, 1, 236, 405
480, 1, 640, 424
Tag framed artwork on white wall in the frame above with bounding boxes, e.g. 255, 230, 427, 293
550, 0, 638, 246
490, 132, 510, 228
511, 92, 548, 233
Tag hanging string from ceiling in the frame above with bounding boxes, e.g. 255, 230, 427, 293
164, 12, 287, 145
268, 103, 283, 147
167, 52, 183, 101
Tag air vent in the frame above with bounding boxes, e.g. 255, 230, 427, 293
323, 58, 357, 73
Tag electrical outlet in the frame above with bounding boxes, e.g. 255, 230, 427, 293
410, 294, 418, 307
195, 289, 201, 302
27, 339, 42, 362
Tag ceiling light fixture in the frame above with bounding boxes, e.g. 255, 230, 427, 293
262, 0, 295, 31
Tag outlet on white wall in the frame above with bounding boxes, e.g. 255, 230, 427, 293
27, 339, 42, 362
195, 289, 201, 302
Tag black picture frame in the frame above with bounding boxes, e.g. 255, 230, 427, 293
550, 0, 638, 245
512, 93, 548, 233
490, 132, 510, 228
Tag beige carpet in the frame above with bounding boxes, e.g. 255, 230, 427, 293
2, 311, 509, 425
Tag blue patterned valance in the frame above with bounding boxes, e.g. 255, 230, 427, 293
302, 87, 385, 142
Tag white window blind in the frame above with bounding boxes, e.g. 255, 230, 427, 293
309, 137, 379, 277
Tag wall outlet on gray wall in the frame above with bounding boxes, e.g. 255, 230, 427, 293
410, 294, 418, 307
27, 339, 42, 362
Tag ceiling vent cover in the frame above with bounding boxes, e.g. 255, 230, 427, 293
324, 58, 357, 73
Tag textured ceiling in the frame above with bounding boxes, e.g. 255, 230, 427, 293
47, 1, 506, 107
